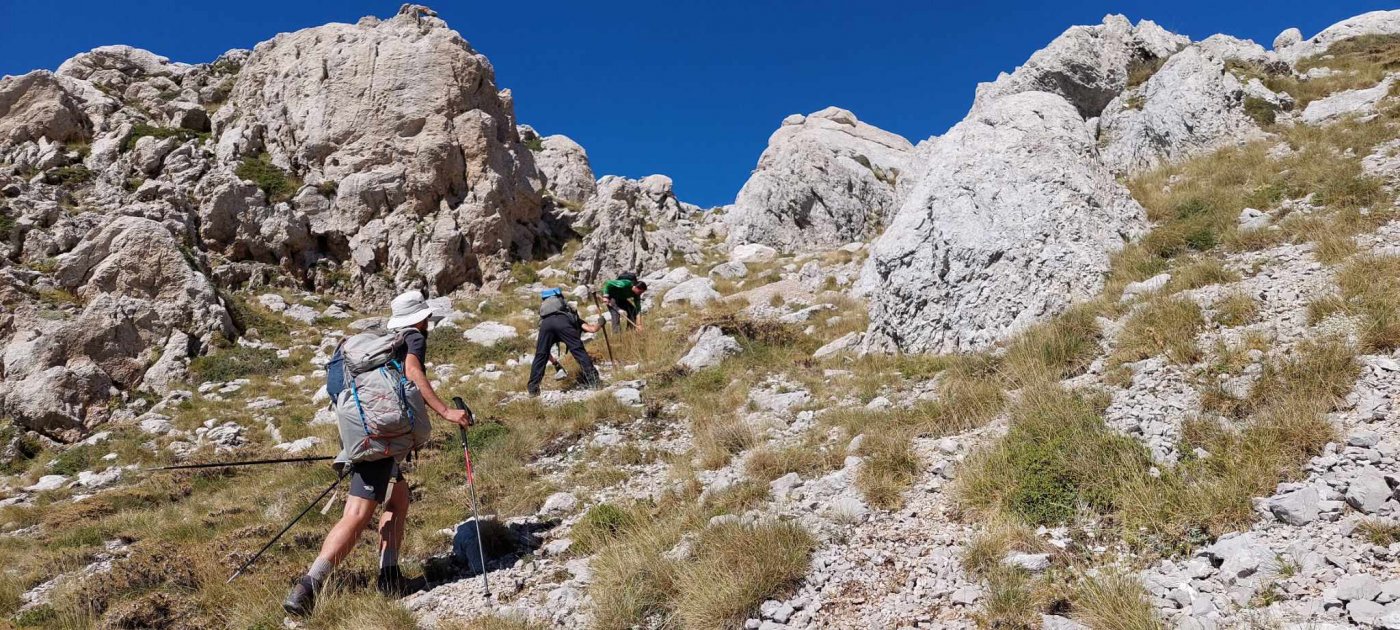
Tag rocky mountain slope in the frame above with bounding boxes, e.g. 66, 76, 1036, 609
6, 5, 1400, 630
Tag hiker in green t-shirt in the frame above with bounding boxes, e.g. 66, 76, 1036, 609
599, 273, 647, 334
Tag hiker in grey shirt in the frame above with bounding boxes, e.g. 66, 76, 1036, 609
283, 291, 469, 616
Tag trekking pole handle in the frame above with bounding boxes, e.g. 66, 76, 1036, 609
452, 397, 474, 424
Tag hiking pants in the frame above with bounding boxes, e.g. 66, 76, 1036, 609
609, 301, 639, 334
528, 315, 599, 393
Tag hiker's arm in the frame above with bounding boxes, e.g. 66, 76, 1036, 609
582, 321, 599, 333
405, 354, 469, 426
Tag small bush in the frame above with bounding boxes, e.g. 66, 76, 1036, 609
511, 262, 540, 285
316, 180, 338, 197
744, 444, 841, 483
673, 521, 813, 629
50, 445, 93, 476
120, 123, 200, 152
856, 428, 921, 509
1334, 255, 1400, 351
0, 209, 13, 242
189, 346, 285, 383
524, 135, 545, 152
572, 503, 635, 554
1242, 96, 1278, 126
44, 164, 94, 186
235, 153, 298, 203
1126, 56, 1167, 89
1166, 258, 1238, 293
956, 385, 1153, 526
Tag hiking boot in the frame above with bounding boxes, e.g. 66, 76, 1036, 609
527, 387, 540, 397
282, 575, 318, 616
377, 565, 408, 597
553, 368, 568, 381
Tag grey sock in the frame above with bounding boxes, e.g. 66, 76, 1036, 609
307, 557, 333, 585
380, 547, 398, 570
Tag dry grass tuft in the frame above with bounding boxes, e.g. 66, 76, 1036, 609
1356, 519, 1400, 546
855, 428, 921, 509
1212, 291, 1259, 327
744, 443, 843, 483
1166, 257, 1239, 293
673, 521, 813, 629
1331, 255, 1400, 351
1002, 304, 1103, 385
1072, 570, 1164, 630
1112, 296, 1205, 365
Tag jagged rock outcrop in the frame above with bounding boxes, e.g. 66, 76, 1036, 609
211, 4, 550, 296
1277, 10, 1400, 64
862, 91, 1144, 353
1098, 45, 1271, 173
568, 175, 702, 283
973, 15, 1188, 118
0, 217, 231, 440
724, 107, 913, 252
0, 72, 101, 147
520, 125, 596, 208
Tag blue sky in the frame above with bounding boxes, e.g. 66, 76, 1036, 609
1, 1, 1393, 207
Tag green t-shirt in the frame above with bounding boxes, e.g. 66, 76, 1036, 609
603, 279, 638, 309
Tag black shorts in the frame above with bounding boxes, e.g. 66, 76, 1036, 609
348, 458, 404, 503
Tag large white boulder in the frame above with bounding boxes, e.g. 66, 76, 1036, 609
678, 326, 742, 371
662, 278, 721, 308
1277, 10, 1400, 64
724, 107, 914, 252
973, 15, 1188, 118
1302, 76, 1398, 124
520, 125, 596, 207
1099, 46, 1270, 174
210, 4, 550, 295
0, 71, 98, 146
0, 217, 232, 440
862, 91, 1145, 354
568, 175, 702, 283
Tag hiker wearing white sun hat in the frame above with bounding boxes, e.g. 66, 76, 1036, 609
284, 290, 468, 616
385, 290, 445, 329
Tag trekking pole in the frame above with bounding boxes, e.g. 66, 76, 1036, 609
452, 397, 490, 597
142, 455, 334, 472
589, 292, 617, 366
226, 468, 348, 583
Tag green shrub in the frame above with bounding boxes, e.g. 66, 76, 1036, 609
50, 445, 93, 476
0, 209, 13, 242
1242, 96, 1278, 126
524, 136, 545, 152
235, 153, 298, 203
189, 346, 285, 383
956, 386, 1154, 527
315, 180, 338, 197
45, 164, 94, 186
1126, 56, 1167, 88
572, 503, 635, 554
120, 124, 201, 152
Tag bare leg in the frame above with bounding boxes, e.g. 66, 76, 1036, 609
378, 478, 409, 561
315, 495, 378, 566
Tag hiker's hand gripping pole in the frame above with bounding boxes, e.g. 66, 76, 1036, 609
452, 397, 490, 597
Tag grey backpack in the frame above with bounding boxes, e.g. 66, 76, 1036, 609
333, 327, 431, 464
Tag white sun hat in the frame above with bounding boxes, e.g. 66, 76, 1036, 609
385, 290, 443, 330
